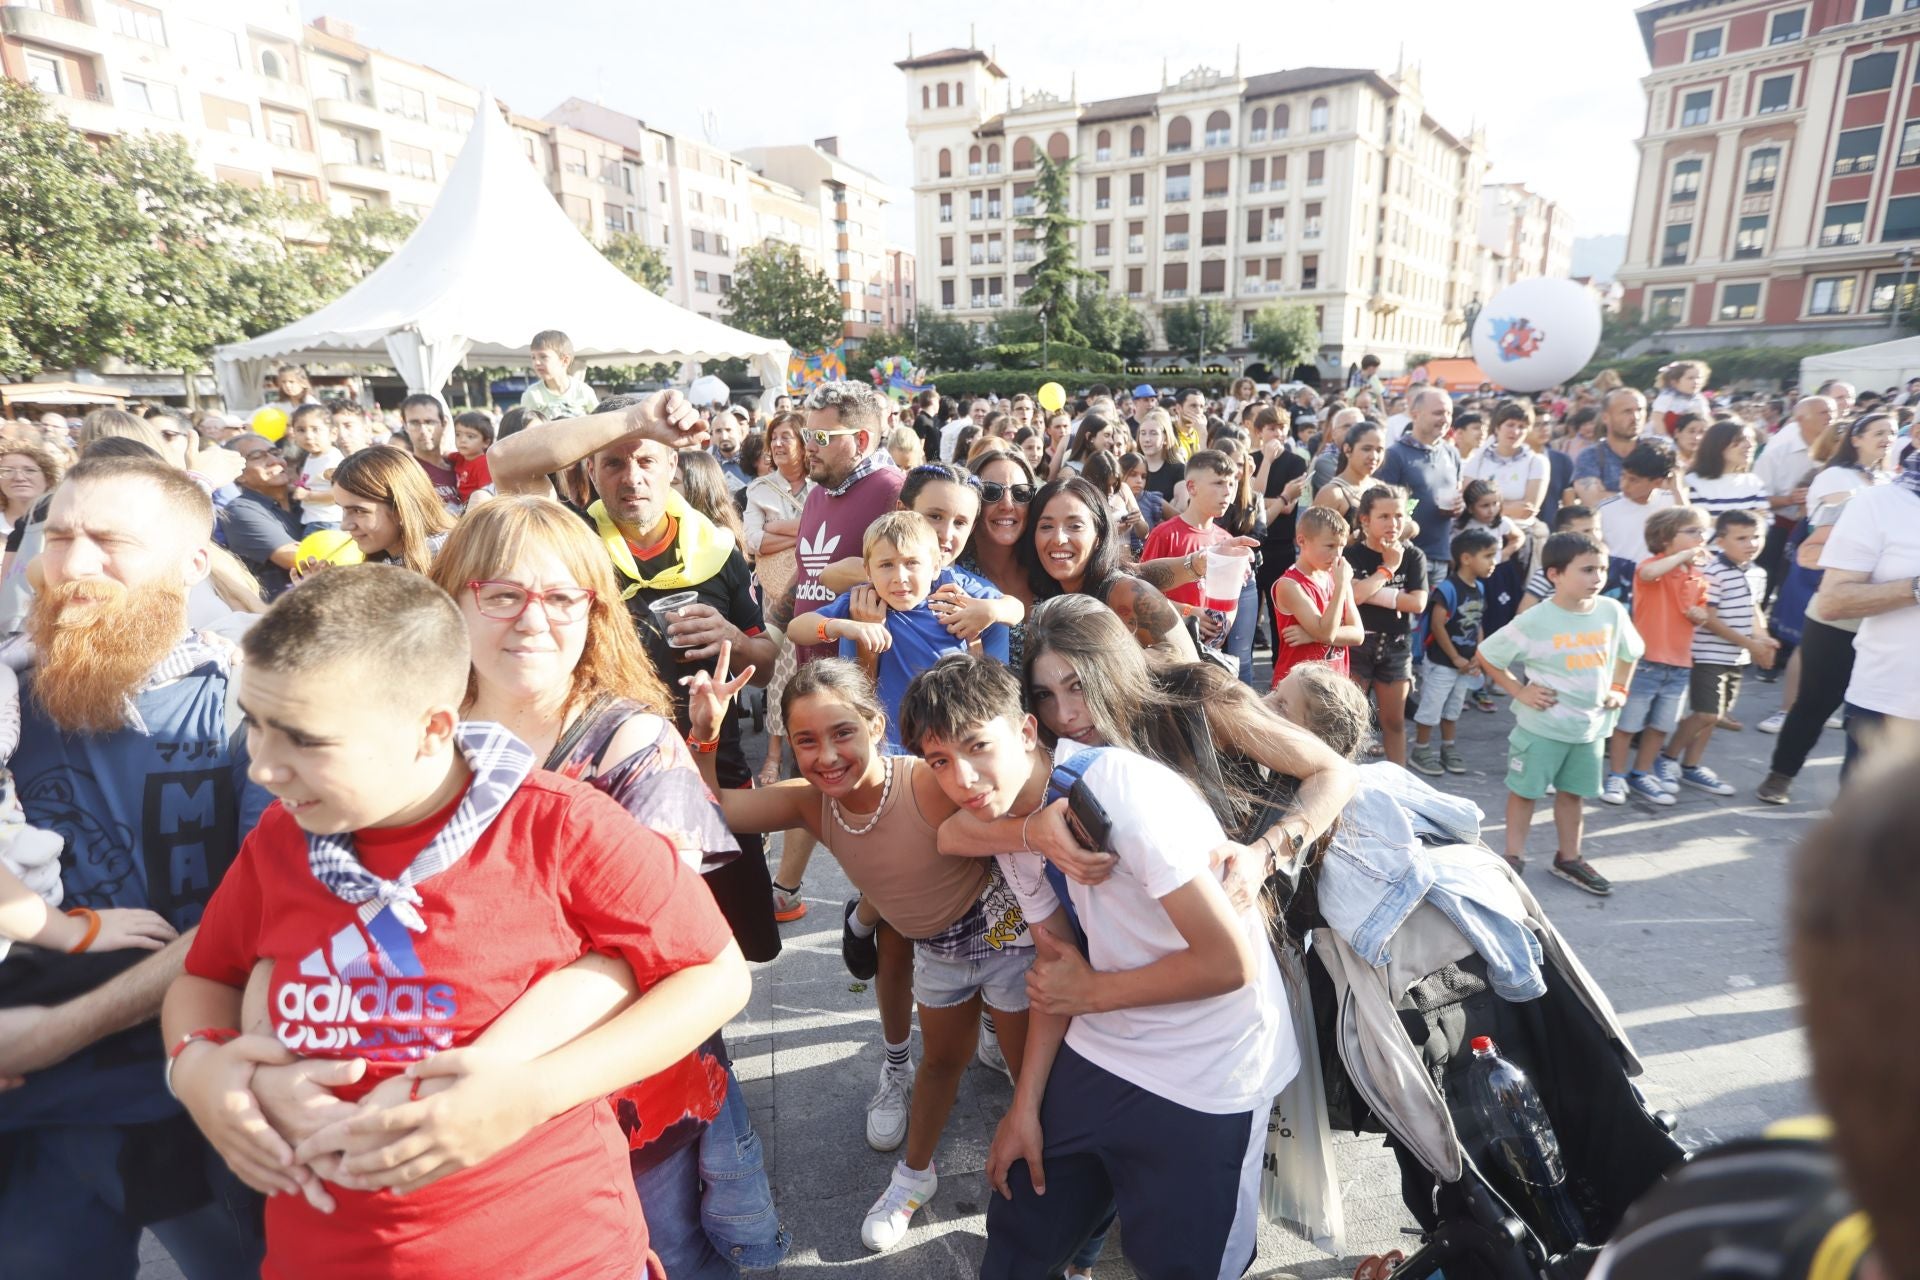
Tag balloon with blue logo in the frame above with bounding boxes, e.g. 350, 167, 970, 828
1469, 278, 1603, 393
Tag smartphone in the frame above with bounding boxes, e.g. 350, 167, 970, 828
1064, 779, 1115, 857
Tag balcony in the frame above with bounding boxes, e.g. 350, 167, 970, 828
1204, 130, 1231, 148
987, 247, 1004, 264
1250, 128, 1267, 142
1129, 194, 1144, 206
1165, 180, 1191, 202
1, 4, 108, 56
1165, 234, 1189, 250
1095, 197, 1110, 209
988, 292, 1004, 306
1013, 247, 1035, 263
969, 251, 985, 266
1127, 236, 1144, 254
315, 92, 385, 132
255, 73, 309, 110
1095, 147, 1111, 161
48, 82, 116, 134
323, 158, 397, 192
986, 202, 1003, 219
1247, 179, 1265, 193
939, 207, 953, 222
1012, 197, 1035, 216
985, 162, 1001, 174
968, 162, 982, 175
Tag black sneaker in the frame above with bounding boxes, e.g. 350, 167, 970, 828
842, 899, 879, 980
1551, 858, 1613, 897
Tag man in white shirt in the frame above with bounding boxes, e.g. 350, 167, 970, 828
1753, 395, 1834, 602
1815, 477, 1920, 775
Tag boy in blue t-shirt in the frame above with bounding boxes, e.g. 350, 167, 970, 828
1411, 527, 1497, 776
787, 510, 1002, 748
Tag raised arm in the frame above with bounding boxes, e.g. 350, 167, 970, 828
486, 391, 706, 495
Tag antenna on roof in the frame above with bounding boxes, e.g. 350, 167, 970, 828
907, 33, 913, 56
700, 109, 717, 146
1234, 44, 1241, 78
1070, 72, 1077, 103
969, 22, 976, 48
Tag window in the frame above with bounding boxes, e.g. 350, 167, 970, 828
264, 108, 302, 149
1203, 158, 1229, 197
1885, 195, 1920, 239
1274, 104, 1290, 137
259, 49, 284, 79
1304, 203, 1323, 238
1770, 9, 1805, 42
1735, 215, 1768, 258
1167, 117, 1191, 152
1166, 164, 1191, 202
1047, 132, 1069, 163
1301, 254, 1319, 289
1671, 158, 1703, 200
939, 236, 953, 267
1130, 125, 1145, 158
922, 85, 930, 109
120, 75, 179, 118
968, 190, 983, 219
1271, 155, 1287, 189
695, 271, 710, 293
317, 63, 352, 100
324, 126, 361, 165
559, 145, 588, 176
1204, 110, 1231, 148
1681, 91, 1712, 127
1127, 221, 1144, 254
1012, 182, 1034, 216
1201, 209, 1226, 246
937, 148, 951, 178
1266, 210, 1286, 242
24, 52, 65, 96
691, 229, 707, 253
1309, 97, 1329, 132
391, 142, 433, 180
1200, 259, 1226, 294
1095, 175, 1111, 209
1835, 127, 1882, 174
1718, 283, 1760, 320
1822, 202, 1868, 246
941, 279, 955, 309
967, 144, 981, 175
1649, 288, 1686, 324
1758, 75, 1793, 114
1251, 107, 1268, 141
939, 194, 953, 222
1248, 157, 1266, 192
1870, 271, 1920, 312
1094, 223, 1111, 256
1809, 277, 1858, 315
987, 143, 1001, 172
1850, 52, 1898, 95
203, 94, 253, 137
1013, 137, 1035, 170
1862, 0, 1893, 16
1129, 172, 1145, 205
1095, 129, 1111, 162
1903, 122, 1920, 166
108, 1, 166, 44
987, 190, 1003, 218
1307, 149, 1326, 185
1691, 27, 1722, 59
1127, 266, 1144, 297
1246, 209, 1264, 242
383, 82, 427, 121
936, 83, 949, 108
1164, 212, 1189, 250
1163, 262, 1188, 297
190, 20, 241, 69
955, 82, 964, 106
1663, 223, 1693, 264
1746, 147, 1780, 191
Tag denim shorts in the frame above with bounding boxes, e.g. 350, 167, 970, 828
912, 939, 1033, 1012
1617, 660, 1689, 736
1413, 660, 1473, 728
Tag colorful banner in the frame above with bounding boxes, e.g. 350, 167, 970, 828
869, 356, 931, 400
787, 345, 846, 394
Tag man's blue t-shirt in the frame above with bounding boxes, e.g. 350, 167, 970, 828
1376, 436, 1462, 572
817, 567, 1009, 749
1570, 440, 1631, 497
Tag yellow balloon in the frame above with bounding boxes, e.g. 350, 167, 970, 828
250, 406, 288, 442
1036, 382, 1066, 413
292, 529, 363, 580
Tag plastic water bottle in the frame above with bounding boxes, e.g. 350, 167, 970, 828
1463, 1035, 1587, 1253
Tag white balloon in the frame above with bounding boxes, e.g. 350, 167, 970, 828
1470, 278, 1603, 393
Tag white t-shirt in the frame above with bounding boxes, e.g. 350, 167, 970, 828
1385, 413, 1413, 442
1754, 426, 1816, 516
1597, 490, 1676, 564
1820, 482, 1920, 720
996, 740, 1295, 1115
1463, 445, 1550, 533
1805, 465, 1877, 516
1685, 471, 1769, 520
297, 447, 343, 525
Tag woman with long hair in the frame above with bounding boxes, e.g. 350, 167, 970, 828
1134, 408, 1185, 501
1685, 420, 1768, 519
1016, 476, 1197, 659
1011, 425, 1047, 474
332, 445, 455, 573
427, 497, 786, 1280
1311, 419, 1390, 532
676, 449, 746, 545
1670, 411, 1709, 476
1058, 414, 1116, 477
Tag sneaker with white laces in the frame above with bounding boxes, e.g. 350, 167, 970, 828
1652, 754, 1682, 794
1601, 774, 1629, 805
865, 1060, 913, 1152
1679, 764, 1736, 796
976, 1031, 1012, 1082
861, 1160, 938, 1252
1627, 771, 1676, 806
1757, 711, 1786, 735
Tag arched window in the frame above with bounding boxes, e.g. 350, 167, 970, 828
1204, 109, 1230, 147
1095, 128, 1111, 160
937, 82, 950, 108
1250, 106, 1268, 140
260, 49, 283, 79
938, 148, 952, 178
1129, 124, 1146, 157
1013, 136, 1036, 170
1274, 104, 1290, 136
921, 86, 930, 109
987, 142, 1001, 172
1166, 116, 1191, 152
968, 143, 982, 174
1046, 131, 1069, 162
955, 81, 965, 106
1310, 97, 1329, 132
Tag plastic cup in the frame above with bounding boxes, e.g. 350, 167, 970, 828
649, 590, 701, 648
1202, 545, 1251, 609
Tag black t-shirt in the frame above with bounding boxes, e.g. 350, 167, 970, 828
913, 411, 943, 464
1344, 540, 1428, 639
1256, 448, 1310, 566
1143, 458, 1186, 501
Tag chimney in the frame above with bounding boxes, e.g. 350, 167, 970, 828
310, 15, 360, 41
814, 136, 839, 156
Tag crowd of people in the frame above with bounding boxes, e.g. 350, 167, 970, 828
0, 335, 1913, 1280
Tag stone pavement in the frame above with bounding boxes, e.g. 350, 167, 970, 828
142, 668, 1826, 1279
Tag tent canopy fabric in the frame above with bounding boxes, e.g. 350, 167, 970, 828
1798, 336, 1920, 394
213, 91, 788, 408
1387, 357, 1494, 393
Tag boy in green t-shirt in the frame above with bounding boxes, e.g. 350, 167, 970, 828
521, 328, 601, 420
1477, 530, 1644, 896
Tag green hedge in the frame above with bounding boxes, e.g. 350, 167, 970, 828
922, 369, 1242, 398
1576, 344, 1848, 390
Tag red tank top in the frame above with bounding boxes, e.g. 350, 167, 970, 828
1270, 565, 1349, 687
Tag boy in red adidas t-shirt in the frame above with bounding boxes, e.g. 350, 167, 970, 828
161, 565, 749, 1280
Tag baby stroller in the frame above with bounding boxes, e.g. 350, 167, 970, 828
1269, 771, 1687, 1279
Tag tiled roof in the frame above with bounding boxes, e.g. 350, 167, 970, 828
893, 47, 1007, 77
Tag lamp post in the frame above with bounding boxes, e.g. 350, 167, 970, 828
1197, 300, 1210, 368
1041, 309, 1050, 372
1890, 246, 1916, 334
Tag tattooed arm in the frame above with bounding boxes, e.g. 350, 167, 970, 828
1104, 577, 1199, 661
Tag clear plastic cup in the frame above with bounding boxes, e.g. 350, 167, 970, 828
1202, 545, 1251, 610
649, 590, 701, 647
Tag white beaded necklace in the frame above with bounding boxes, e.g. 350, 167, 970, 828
829, 757, 895, 837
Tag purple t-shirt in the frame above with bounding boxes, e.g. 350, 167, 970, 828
792, 465, 905, 661
412, 455, 463, 514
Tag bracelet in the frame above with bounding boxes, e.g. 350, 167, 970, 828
164, 1027, 240, 1100
64, 906, 101, 954
1184, 549, 1200, 578
816, 616, 830, 645
1610, 682, 1630, 694
687, 733, 720, 754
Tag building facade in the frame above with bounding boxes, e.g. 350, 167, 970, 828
1619, 0, 1920, 350
1479, 181, 1576, 288
896, 48, 1491, 373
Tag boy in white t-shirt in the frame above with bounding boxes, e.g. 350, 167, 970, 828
286, 403, 343, 533
899, 653, 1293, 1280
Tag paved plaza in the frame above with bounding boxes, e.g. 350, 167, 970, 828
143, 667, 1824, 1279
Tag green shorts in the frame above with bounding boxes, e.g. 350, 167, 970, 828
1505, 726, 1604, 800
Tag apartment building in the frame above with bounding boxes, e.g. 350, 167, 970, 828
1479, 181, 1576, 288
896, 47, 1490, 372
1619, 0, 1920, 349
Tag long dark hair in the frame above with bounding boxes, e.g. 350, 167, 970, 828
1017, 476, 1123, 600
1827, 412, 1894, 472
1066, 413, 1112, 466
1688, 419, 1752, 480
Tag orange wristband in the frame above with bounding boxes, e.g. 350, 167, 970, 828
816, 617, 831, 645
64, 907, 101, 954
1610, 682, 1630, 694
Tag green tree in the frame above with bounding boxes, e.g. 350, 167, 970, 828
1248, 303, 1322, 374
1598, 307, 1659, 358
1160, 300, 1230, 361
1017, 154, 1093, 356
847, 326, 914, 382
723, 240, 842, 350
1075, 287, 1150, 360
600, 231, 671, 294
912, 307, 981, 372
309, 205, 417, 293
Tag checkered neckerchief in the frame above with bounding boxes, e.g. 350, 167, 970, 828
305, 722, 535, 934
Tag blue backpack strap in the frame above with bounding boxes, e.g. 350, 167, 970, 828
1037, 749, 1111, 948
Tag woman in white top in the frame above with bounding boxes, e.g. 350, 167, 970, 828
1460, 400, 1549, 539
1685, 420, 1769, 519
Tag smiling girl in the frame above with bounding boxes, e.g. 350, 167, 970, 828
1016, 477, 1198, 660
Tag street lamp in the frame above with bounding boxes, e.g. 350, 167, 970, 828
1890, 246, 1916, 334
1197, 301, 1209, 368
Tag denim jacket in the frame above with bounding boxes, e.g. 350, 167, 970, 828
1358, 761, 1484, 845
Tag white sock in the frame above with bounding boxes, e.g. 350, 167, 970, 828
848, 908, 878, 939
884, 1037, 911, 1069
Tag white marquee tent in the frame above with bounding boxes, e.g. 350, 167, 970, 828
1798, 335, 1920, 394
213, 92, 788, 409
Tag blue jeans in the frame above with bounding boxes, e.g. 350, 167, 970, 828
1227, 574, 1260, 688
0, 1123, 263, 1279
632, 1068, 788, 1277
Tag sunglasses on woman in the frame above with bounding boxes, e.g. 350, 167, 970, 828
979, 481, 1035, 505
468, 581, 597, 622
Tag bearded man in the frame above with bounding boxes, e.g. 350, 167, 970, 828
0, 455, 270, 1279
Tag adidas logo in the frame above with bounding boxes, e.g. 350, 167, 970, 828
273, 916, 456, 1057
798, 526, 842, 576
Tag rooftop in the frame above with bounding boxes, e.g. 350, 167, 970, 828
893, 47, 1007, 77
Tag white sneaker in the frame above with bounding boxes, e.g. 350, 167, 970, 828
1758, 711, 1786, 735
865, 1059, 913, 1152
861, 1160, 937, 1252
1601, 774, 1629, 805
976, 1030, 1012, 1082
1825, 712, 1845, 731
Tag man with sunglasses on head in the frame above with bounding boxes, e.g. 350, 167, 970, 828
218, 433, 304, 600
788, 381, 906, 649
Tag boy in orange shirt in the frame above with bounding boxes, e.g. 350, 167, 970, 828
1604, 505, 1710, 807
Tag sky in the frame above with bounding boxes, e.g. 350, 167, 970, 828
301, 0, 1653, 247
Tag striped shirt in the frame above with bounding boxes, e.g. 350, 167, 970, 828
1693, 551, 1759, 666
1686, 471, 1770, 520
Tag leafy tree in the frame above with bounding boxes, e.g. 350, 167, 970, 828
1598, 307, 1659, 358
1017, 154, 1093, 355
847, 326, 914, 381
987, 308, 1042, 346
600, 231, 671, 294
1248, 303, 1322, 374
1160, 300, 1230, 361
1075, 287, 1150, 360
722, 240, 842, 351
912, 307, 981, 372
310, 205, 417, 292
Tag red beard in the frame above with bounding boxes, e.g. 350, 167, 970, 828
28, 579, 188, 734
